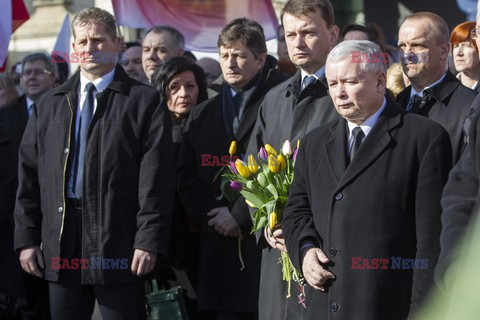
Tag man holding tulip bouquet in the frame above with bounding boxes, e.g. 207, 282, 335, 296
176, 18, 284, 319
282, 40, 452, 320
246, 0, 340, 318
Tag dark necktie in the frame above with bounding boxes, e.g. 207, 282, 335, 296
409, 92, 430, 114
74, 82, 96, 198
303, 75, 316, 90
349, 126, 365, 163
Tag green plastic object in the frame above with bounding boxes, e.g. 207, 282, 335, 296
146, 280, 189, 320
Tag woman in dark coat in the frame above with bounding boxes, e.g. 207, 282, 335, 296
154, 56, 208, 157
153, 56, 208, 319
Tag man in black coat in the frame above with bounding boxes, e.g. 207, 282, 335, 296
176, 18, 283, 320
396, 12, 477, 162
14, 8, 174, 320
282, 40, 452, 320
245, 0, 340, 318
0, 52, 56, 319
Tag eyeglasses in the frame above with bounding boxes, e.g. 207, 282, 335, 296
470, 27, 480, 39
22, 68, 53, 77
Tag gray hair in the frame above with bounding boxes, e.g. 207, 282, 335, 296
144, 25, 185, 50
22, 52, 57, 75
327, 40, 387, 74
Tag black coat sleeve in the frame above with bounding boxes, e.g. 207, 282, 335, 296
410, 128, 452, 314
176, 109, 224, 228
282, 142, 323, 271
436, 114, 480, 287
14, 105, 42, 251
134, 99, 175, 256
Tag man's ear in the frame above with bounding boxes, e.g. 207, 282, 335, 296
440, 42, 450, 61
377, 72, 387, 93
178, 49, 185, 57
113, 37, 121, 52
329, 25, 340, 48
256, 53, 267, 71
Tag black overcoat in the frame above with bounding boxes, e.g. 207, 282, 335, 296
176, 70, 281, 312
282, 101, 452, 320
246, 70, 339, 320
436, 112, 480, 283
396, 71, 477, 162
0, 96, 29, 296
14, 65, 174, 284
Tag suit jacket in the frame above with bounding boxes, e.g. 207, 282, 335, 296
436, 112, 480, 286
283, 100, 452, 320
246, 70, 339, 320
0, 95, 29, 296
396, 71, 477, 162
176, 69, 281, 311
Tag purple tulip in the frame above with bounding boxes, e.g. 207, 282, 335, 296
230, 161, 238, 174
230, 181, 243, 191
259, 147, 268, 161
292, 148, 298, 162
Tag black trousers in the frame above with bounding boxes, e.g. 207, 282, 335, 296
48, 199, 146, 320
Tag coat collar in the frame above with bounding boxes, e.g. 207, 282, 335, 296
396, 71, 460, 107
53, 64, 133, 96
285, 69, 329, 101
324, 97, 403, 187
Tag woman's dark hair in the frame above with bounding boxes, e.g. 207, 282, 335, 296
153, 56, 208, 105
341, 22, 387, 53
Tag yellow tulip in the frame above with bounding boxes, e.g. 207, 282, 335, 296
297, 140, 301, 149
269, 212, 277, 230
229, 140, 237, 156
235, 159, 250, 178
248, 155, 259, 174
245, 199, 257, 208
278, 154, 286, 170
268, 155, 280, 173
265, 144, 278, 157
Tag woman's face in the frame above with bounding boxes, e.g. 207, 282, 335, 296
453, 41, 480, 73
166, 70, 199, 119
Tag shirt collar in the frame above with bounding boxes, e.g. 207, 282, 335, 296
301, 66, 325, 82
347, 97, 387, 137
26, 96, 34, 109
79, 67, 115, 94
410, 72, 446, 98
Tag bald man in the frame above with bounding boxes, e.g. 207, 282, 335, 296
396, 12, 477, 162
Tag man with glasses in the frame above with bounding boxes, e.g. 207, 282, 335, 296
396, 12, 477, 163
0, 52, 55, 319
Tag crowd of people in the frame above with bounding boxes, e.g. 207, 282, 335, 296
1, 0, 480, 319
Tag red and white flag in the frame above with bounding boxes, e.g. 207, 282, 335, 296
111, 0, 279, 52
0, 0, 29, 71
0, 0, 13, 68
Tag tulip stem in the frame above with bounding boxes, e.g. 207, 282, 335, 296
238, 237, 245, 271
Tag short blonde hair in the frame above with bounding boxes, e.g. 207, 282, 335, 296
386, 63, 406, 99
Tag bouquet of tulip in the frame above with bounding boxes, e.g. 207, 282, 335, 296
217, 140, 305, 303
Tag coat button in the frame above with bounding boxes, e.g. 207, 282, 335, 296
58, 207, 63, 213
330, 302, 338, 312
329, 247, 337, 257
64, 148, 69, 154
335, 192, 343, 200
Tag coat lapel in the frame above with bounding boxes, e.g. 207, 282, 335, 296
234, 98, 260, 146
337, 100, 403, 190
324, 119, 348, 183
395, 86, 412, 110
